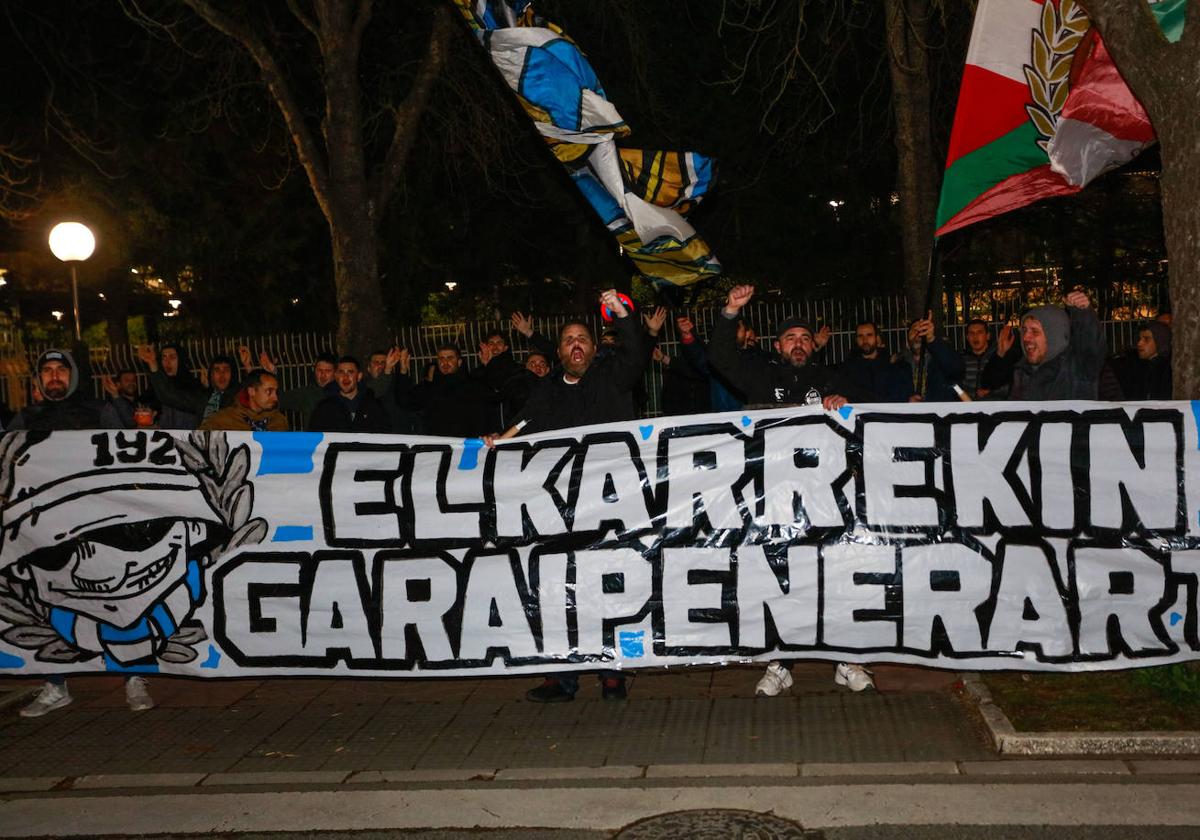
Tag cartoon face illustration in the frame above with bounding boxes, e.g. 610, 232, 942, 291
0, 431, 255, 665
11, 519, 208, 629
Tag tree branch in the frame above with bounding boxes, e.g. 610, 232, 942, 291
285, 0, 320, 40
1078, 0, 1173, 119
368, 4, 451, 220
350, 0, 372, 45
182, 0, 332, 219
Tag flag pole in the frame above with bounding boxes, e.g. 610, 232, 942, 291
914, 237, 941, 398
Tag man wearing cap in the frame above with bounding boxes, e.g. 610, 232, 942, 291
8, 348, 118, 432
708, 285, 870, 410
0, 432, 230, 716
708, 285, 877, 695
1010, 291, 1106, 401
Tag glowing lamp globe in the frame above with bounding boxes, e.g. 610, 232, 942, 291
48, 222, 96, 263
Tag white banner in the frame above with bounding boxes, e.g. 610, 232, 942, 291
1, 401, 1198, 678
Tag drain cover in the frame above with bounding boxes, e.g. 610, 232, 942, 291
615, 808, 819, 839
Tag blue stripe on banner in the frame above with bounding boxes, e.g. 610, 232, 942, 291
458, 438, 484, 471
1191, 400, 1200, 449
150, 603, 176, 638
99, 618, 152, 643
49, 608, 76, 645
186, 559, 202, 601
0, 651, 25, 668
254, 431, 323, 475
273, 525, 314, 542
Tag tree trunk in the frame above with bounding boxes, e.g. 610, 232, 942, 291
1157, 115, 1200, 398
1076, 0, 1200, 398
330, 208, 389, 360
321, 13, 389, 360
884, 0, 940, 320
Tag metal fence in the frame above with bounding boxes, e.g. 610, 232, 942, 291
1, 283, 1171, 420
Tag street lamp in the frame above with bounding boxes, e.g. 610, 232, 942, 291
48, 222, 96, 341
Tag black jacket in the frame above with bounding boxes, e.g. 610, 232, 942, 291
893, 339, 966, 402
1110, 352, 1172, 401
518, 313, 649, 434
1011, 307, 1106, 401
395, 368, 497, 437
308, 388, 392, 433
707, 314, 874, 406
840, 353, 914, 403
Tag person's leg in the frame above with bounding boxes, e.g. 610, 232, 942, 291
526, 672, 578, 703
834, 663, 874, 691
124, 675, 154, 711
20, 676, 72, 718
755, 661, 793, 696
599, 669, 627, 700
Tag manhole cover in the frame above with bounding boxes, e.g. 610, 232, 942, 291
615, 808, 820, 839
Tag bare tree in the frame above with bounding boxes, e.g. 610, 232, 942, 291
1078, 0, 1200, 397
127, 0, 453, 357
0, 142, 41, 221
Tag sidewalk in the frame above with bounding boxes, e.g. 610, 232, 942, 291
0, 664, 991, 783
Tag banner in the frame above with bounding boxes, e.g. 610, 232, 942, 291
1, 401, 1199, 678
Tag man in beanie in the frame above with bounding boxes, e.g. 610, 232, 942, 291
707, 284, 876, 696
1010, 290, 1106, 401
708, 285, 870, 409
9, 349, 118, 431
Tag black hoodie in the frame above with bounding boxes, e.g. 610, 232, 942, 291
9, 348, 117, 431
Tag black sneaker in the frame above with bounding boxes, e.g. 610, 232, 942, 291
601, 677, 627, 701
526, 679, 575, 703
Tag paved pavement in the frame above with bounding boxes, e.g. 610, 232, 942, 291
0, 664, 990, 782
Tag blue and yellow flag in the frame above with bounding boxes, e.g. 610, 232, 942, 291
454, 0, 721, 289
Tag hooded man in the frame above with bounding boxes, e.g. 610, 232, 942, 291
1010, 291, 1106, 401
9, 349, 117, 432
138, 346, 240, 427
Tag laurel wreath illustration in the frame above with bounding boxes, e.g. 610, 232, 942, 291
1025, 0, 1090, 152
0, 431, 267, 665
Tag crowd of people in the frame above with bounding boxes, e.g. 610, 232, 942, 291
3, 285, 1175, 715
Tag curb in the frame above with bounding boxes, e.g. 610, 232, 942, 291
960, 672, 1200, 756
5, 758, 1200, 794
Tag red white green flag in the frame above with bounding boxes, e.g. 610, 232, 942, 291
935, 0, 1181, 238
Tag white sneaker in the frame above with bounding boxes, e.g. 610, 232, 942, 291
20, 681, 73, 718
755, 661, 794, 697
125, 676, 154, 712
834, 663, 875, 692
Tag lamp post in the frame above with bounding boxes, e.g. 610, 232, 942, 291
48, 222, 96, 342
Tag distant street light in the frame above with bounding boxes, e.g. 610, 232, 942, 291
445, 281, 458, 291
51, 310, 64, 322
168, 298, 182, 310
48, 222, 96, 341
